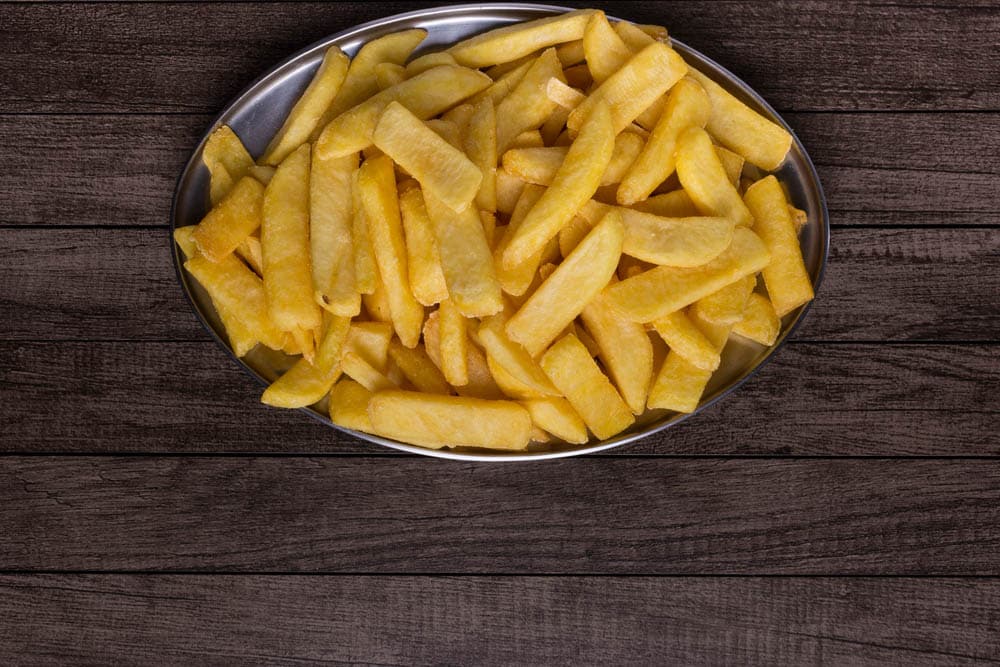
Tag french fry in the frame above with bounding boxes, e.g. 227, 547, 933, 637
442, 103, 475, 133
495, 167, 526, 215
449, 9, 597, 68
486, 54, 535, 80
568, 42, 688, 134
316, 65, 492, 159
373, 102, 481, 213
675, 126, 754, 226
260, 315, 350, 408
494, 184, 546, 296
651, 310, 721, 371
617, 77, 710, 205
743, 176, 814, 316
438, 298, 470, 387
540, 334, 634, 439
614, 20, 657, 51
404, 51, 457, 77
539, 105, 570, 146
424, 118, 463, 150
345, 321, 393, 371
464, 97, 498, 213
629, 189, 699, 218
583, 11, 633, 85
468, 59, 532, 106
732, 292, 781, 345
398, 186, 448, 306
688, 68, 792, 171
388, 339, 451, 395
487, 355, 547, 399
509, 130, 545, 149
788, 205, 808, 234
262, 144, 322, 359
236, 235, 264, 276
605, 227, 770, 322
691, 274, 755, 325
715, 145, 745, 188
350, 169, 378, 295
556, 39, 586, 67
647, 350, 713, 413
368, 391, 532, 450
479, 315, 559, 396
363, 269, 392, 323
423, 310, 504, 399
506, 210, 624, 357
496, 48, 563, 153
620, 212, 735, 267
502, 130, 643, 188
173, 225, 198, 259
423, 191, 503, 317
342, 351, 398, 392
502, 103, 614, 269
203, 126, 255, 205
311, 29, 427, 140
557, 215, 592, 258
356, 155, 424, 347
374, 62, 406, 90
545, 77, 586, 109
262, 46, 350, 165
192, 176, 264, 262
311, 150, 360, 316
521, 397, 588, 444
329, 379, 375, 432
581, 291, 653, 414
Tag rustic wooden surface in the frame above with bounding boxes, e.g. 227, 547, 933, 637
1, 1, 998, 664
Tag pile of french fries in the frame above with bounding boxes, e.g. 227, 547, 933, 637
175, 9, 815, 452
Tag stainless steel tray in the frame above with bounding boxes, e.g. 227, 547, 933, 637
171, 3, 830, 461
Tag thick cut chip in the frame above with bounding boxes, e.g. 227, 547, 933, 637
629, 190, 699, 218
651, 310, 721, 371
362, 270, 392, 323
715, 146, 745, 188
618, 77, 710, 205
465, 98, 498, 213
540, 334, 634, 439
342, 351, 398, 392
615, 20, 657, 51
494, 184, 547, 297
203, 126, 255, 205
236, 235, 264, 276
449, 9, 597, 68
357, 155, 424, 347
502, 131, 643, 188
345, 321, 393, 372
495, 168, 526, 215
488, 355, 547, 400
647, 351, 713, 413
508, 130, 544, 149
388, 340, 451, 395
744, 176, 815, 316
423, 191, 503, 317
506, 210, 624, 357
557, 215, 592, 258
605, 227, 770, 322
368, 391, 532, 450
502, 103, 614, 269
732, 292, 781, 346
373, 101, 482, 212
374, 62, 406, 90
261, 145, 323, 344
423, 311, 503, 399
316, 65, 492, 159
692, 274, 755, 325
261, 315, 350, 408
262, 46, 350, 165
404, 51, 457, 77
581, 291, 653, 414
495, 48, 563, 153
193, 176, 264, 262
583, 11, 633, 85
676, 126, 754, 226
556, 39, 585, 67
329, 380, 375, 432
521, 397, 588, 444
545, 78, 586, 109
184, 254, 286, 353
567, 42, 688, 133
479, 316, 559, 396
311, 29, 427, 141
398, 186, 448, 306
349, 177, 378, 297
469, 60, 533, 106
310, 150, 360, 316
688, 68, 792, 171
438, 298, 470, 387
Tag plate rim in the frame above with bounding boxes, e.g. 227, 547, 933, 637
169, 2, 830, 462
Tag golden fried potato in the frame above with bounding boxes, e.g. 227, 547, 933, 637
691, 274, 755, 325
647, 350, 714, 413
732, 292, 781, 345
404, 51, 457, 77
479, 315, 559, 396
496, 48, 563, 153
388, 339, 451, 395
521, 397, 588, 444
329, 379, 375, 432
261, 316, 350, 408
203, 126, 255, 205
193, 176, 264, 262
583, 11, 633, 84
310, 150, 360, 316
464, 97, 498, 212
449, 9, 598, 67
651, 310, 721, 371
675, 126, 754, 226
349, 169, 378, 295
438, 298, 470, 387
581, 291, 653, 414
398, 186, 449, 307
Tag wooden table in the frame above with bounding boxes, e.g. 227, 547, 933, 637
2, 1, 999, 663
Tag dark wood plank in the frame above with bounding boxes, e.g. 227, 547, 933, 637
2, 458, 999, 573
1, 342, 996, 456
2, 575, 998, 665
3, 113, 998, 228
2, 227, 997, 341
1, 2, 997, 113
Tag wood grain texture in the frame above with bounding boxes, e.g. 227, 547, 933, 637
1, 2, 997, 113
2, 457, 999, 573
2, 113, 998, 227
2, 227, 997, 341
1, 342, 996, 456
2, 575, 998, 665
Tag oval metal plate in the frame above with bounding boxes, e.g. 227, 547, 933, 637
171, 3, 830, 461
